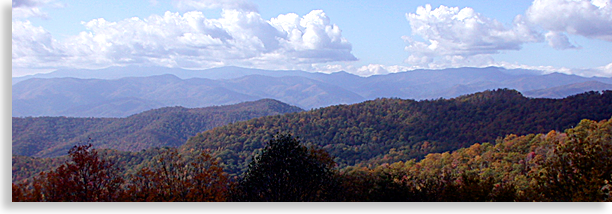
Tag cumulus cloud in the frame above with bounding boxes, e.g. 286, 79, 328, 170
545, 31, 578, 50
12, 9, 356, 70
526, 0, 612, 42
269, 10, 355, 62
401, 2, 611, 71
403, 4, 542, 68
12, 20, 64, 68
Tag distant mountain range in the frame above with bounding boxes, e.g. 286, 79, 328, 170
12, 66, 612, 117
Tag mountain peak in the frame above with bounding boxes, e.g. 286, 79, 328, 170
454, 88, 525, 103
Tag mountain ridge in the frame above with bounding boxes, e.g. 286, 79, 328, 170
12, 66, 612, 117
181, 89, 612, 175
12, 99, 303, 157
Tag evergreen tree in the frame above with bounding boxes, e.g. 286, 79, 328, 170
232, 133, 338, 201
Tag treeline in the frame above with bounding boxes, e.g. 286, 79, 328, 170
13, 117, 612, 201
12, 99, 303, 158
184, 89, 612, 175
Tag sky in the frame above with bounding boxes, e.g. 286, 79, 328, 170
10, 0, 612, 77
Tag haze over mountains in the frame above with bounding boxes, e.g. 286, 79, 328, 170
12, 66, 612, 117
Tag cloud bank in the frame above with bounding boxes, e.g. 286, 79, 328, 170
402, 0, 612, 72
403, 4, 542, 68
12, 3, 356, 71
526, 0, 612, 42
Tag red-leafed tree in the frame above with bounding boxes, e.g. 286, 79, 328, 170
13, 144, 124, 202
123, 148, 229, 202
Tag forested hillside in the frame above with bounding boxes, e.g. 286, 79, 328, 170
12, 89, 612, 202
338, 117, 612, 201
12, 99, 303, 158
13, 117, 612, 201
183, 89, 612, 175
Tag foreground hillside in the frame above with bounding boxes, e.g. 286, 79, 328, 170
183, 89, 612, 175
13, 117, 612, 201
339, 117, 612, 201
12, 99, 303, 158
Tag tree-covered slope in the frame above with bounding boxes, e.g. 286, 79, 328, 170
12, 99, 303, 158
182, 89, 612, 175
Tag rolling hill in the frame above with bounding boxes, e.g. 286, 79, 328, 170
12, 89, 612, 182
12, 99, 303, 158
181, 89, 612, 175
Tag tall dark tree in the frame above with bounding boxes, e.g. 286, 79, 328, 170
232, 133, 338, 201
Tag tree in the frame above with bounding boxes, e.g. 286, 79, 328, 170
18, 144, 124, 202
232, 133, 339, 201
537, 119, 612, 201
123, 148, 229, 202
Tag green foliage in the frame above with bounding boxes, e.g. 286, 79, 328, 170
231, 133, 339, 202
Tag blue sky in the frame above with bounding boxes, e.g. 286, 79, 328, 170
11, 0, 612, 77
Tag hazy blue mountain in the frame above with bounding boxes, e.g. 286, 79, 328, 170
11, 66, 321, 84
12, 73, 362, 117
523, 81, 612, 98
12, 66, 612, 117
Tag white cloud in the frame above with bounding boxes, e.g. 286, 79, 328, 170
11, 9, 356, 71
269, 10, 356, 63
526, 0, 612, 42
574, 62, 612, 77
312, 63, 413, 77
354, 64, 413, 76
12, 20, 64, 68
601, 62, 612, 76
401, 2, 612, 75
403, 4, 542, 68
545, 31, 579, 50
